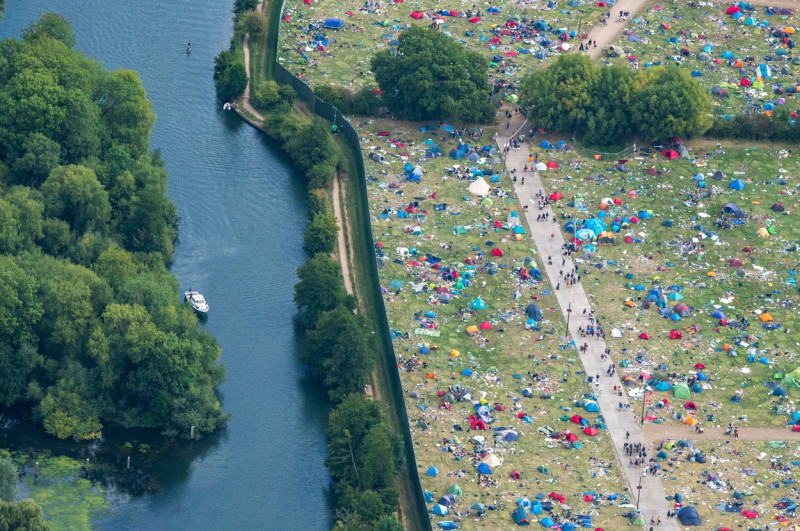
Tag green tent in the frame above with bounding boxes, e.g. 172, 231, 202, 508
448, 484, 463, 495
537, 465, 550, 475
632, 517, 645, 526
782, 369, 800, 387
674, 382, 691, 399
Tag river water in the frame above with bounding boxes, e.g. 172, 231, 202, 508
1, 1, 333, 529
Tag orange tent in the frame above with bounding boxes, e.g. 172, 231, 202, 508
683, 415, 698, 426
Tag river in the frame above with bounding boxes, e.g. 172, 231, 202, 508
0, 1, 333, 529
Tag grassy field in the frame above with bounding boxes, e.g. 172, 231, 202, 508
358, 119, 631, 529
277, 0, 607, 89
270, 0, 800, 528
654, 437, 800, 529
603, 0, 800, 114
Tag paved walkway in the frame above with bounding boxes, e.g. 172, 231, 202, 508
497, 122, 676, 529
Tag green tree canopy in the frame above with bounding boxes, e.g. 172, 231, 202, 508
213, 50, 248, 103
294, 253, 351, 329
628, 67, 713, 139
0, 456, 17, 503
371, 26, 493, 123
303, 211, 339, 254
22, 12, 76, 48
0, 15, 227, 440
0, 499, 48, 531
41, 164, 111, 235
521, 55, 712, 143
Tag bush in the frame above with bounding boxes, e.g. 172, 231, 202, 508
303, 210, 339, 254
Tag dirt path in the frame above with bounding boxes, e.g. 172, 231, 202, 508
332, 171, 355, 296
586, 0, 800, 60
586, 0, 649, 59
498, 114, 676, 528
644, 424, 800, 443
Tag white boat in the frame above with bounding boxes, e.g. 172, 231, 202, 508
184, 291, 209, 314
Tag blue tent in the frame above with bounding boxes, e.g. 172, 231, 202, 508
677, 506, 702, 526
427, 466, 439, 477
539, 141, 552, 149
432, 504, 448, 516
470, 298, 487, 310
323, 18, 344, 29
477, 463, 492, 474
585, 401, 600, 413
729, 179, 746, 190
424, 491, 434, 502
438, 523, 459, 530
539, 516, 555, 527
774, 387, 787, 396
512, 507, 530, 525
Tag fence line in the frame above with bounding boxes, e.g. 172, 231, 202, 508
273, 37, 430, 531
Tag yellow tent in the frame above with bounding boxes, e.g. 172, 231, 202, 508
466, 326, 479, 335
450, 349, 461, 358
758, 227, 770, 238
707, 271, 716, 277
760, 313, 774, 322
683, 416, 698, 426
784, 26, 795, 34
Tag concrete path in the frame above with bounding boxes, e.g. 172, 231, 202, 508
585, 0, 649, 59
497, 122, 677, 529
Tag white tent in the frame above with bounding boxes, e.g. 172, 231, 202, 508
483, 453, 502, 468
535, 162, 547, 171
468, 178, 491, 197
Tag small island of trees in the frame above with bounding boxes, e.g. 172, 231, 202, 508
0, 14, 229, 442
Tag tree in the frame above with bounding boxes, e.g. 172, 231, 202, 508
283, 118, 338, 184
0, 499, 47, 531
294, 254, 351, 329
243, 11, 267, 38
322, 322, 376, 402
0, 456, 16, 502
584, 65, 633, 145
303, 211, 339, 254
371, 26, 493, 123
213, 51, 247, 103
326, 394, 386, 484
10, 132, 61, 186
40, 164, 111, 234
521, 54, 597, 133
234, 0, 258, 13
304, 307, 374, 382
307, 188, 330, 216
629, 67, 713, 139
96, 70, 155, 154
22, 12, 76, 48
251, 80, 281, 110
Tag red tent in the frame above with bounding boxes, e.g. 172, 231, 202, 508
613, 198, 623, 205
739, 77, 751, 87
410, 11, 423, 19
726, 5, 741, 14
694, 363, 705, 369
669, 330, 682, 339
596, 1, 606, 5
583, 427, 598, 436
742, 510, 758, 519
564, 433, 578, 442
663, 149, 679, 159
469, 16, 482, 22
480, 321, 493, 330
510, 470, 522, 479
584, 494, 594, 502
491, 248, 504, 257
570, 415, 585, 424
639, 333, 650, 339
546, 161, 559, 168
549, 191, 563, 201
685, 401, 697, 410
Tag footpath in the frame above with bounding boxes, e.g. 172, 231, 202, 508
497, 120, 677, 529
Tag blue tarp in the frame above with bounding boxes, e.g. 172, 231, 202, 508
323, 18, 344, 29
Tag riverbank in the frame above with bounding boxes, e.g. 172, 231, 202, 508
231, 1, 427, 529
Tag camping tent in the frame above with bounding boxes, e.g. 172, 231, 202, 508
677, 506, 702, 526
512, 507, 530, 525
469, 178, 491, 196
323, 18, 344, 29
674, 382, 691, 399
